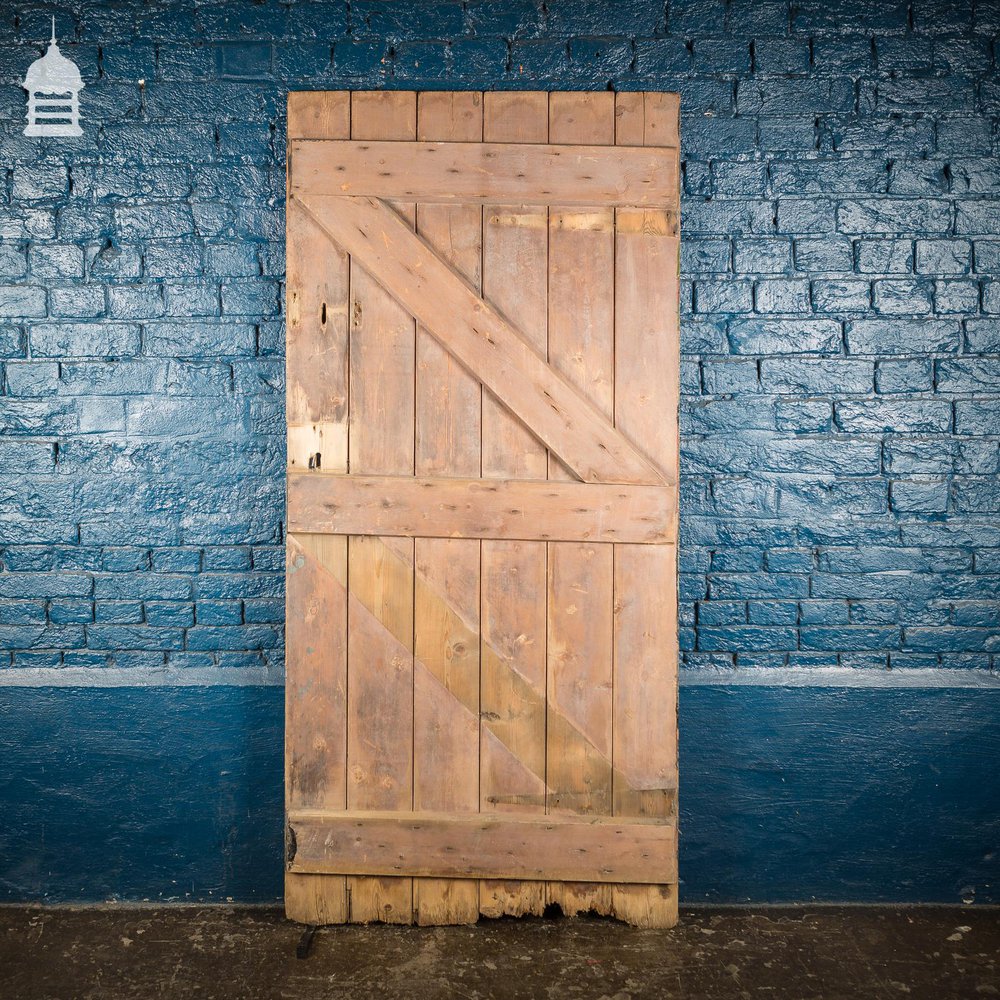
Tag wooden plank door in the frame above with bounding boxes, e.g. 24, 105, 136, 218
285, 90, 680, 928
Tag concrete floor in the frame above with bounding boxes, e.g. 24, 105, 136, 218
1, 906, 998, 999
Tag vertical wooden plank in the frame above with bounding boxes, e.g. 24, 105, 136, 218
285, 91, 351, 924
545, 91, 616, 919
412, 90, 484, 927
346, 89, 417, 925
612, 91, 681, 929
479, 91, 549, 920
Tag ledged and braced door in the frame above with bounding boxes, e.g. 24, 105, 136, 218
285, 90, 680, 928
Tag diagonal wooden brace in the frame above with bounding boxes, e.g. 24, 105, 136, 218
294, 192, 669, 487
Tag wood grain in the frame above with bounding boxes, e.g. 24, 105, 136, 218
285, 90, 680, 928
284, 90, 351, 925
479, 91, 550, 921
345, 89, 417, 925
545, 90, 618, 920
296, 192, 665, 487
611, 90, 681, 930
289, 811, 677, 884
286, 472, 675, 544
411, 89, 483, 927
290, 139, 679, 205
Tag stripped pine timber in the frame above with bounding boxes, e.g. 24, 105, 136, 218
295, 192, 665, 488
290, 139, 679, 205
285, 90, 680, 928
345, 90, 416, 925
289, 812, 677, 884
411, 90, 483, 926
611, 90, 681, 929
286, 472, 675, 545
332, 532, 649, 803
284, 90, 351, 925
545, 91, 616, 919
480, 91, 549, 920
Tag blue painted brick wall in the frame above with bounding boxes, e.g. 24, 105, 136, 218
1, 0, 998, 674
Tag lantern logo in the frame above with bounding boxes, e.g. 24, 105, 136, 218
22, 17, 84, 137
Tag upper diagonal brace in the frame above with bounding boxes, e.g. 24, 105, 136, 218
295, 193, 668, 487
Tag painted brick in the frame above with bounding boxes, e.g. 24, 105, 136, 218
48, 286, 106, 319
729, 319, 842, 355
872, 279, 934, 316
846, 319, 960, 355
757, 115, 816, 152
965, 320, 1000, 354
567, 37, 634, 81
699, 626, 799, 652
954, 480, 1000, 514
800, 626, 899, 651
754, 279, 810, 314
682, 115, 757, 158
694, 280, 753, 314
734, 239, 792, 274
889, 160, 950, 198
712, 161, 767, 198
699, 360, 759, 395
983, 281, 1000, 315
956, 203, 1000, 236
771, 157, 888, 196
836, 400, 951, 434
934, 280, 980, 315
243, 599, 284, 624
839, 200, 952, 236
0, 0, 994, 679
89, 242, 143, 281
185, 625, 281, 651
761, 358, 873, 395
811, 279, 871, 314
748, 601, 799, 625
94, 601, 145, 625
973, 242, 1000, 274
29, 245, 85, 280
30, 323, 140, 358
0, 286, 46, 318
826, 115, 933, 156
775, 199, 835, 235
143, 322, 255, 358
793, 237, 853, 273
5, 362, 61, 397
904, 627, 998, 653
633, 38, 690, 76
876, 359, 933, 394
856, 239, 913, 274
48, 600, 94, 625
936, 359, 1000, 394
737, 78, 854, 115
891, 479, 950, 513
144, 602, 195, 627
12, 166, 69, 202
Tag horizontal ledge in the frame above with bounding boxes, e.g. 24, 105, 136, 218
289, 139, 679, 206
287, 810, 677, 884
287, 472, 677, 544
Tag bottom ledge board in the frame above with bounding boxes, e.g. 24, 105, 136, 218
288, 810, 677, 884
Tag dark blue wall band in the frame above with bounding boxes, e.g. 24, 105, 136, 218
2, 681, 996, 905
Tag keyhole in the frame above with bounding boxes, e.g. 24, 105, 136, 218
320, 302, 327, 325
